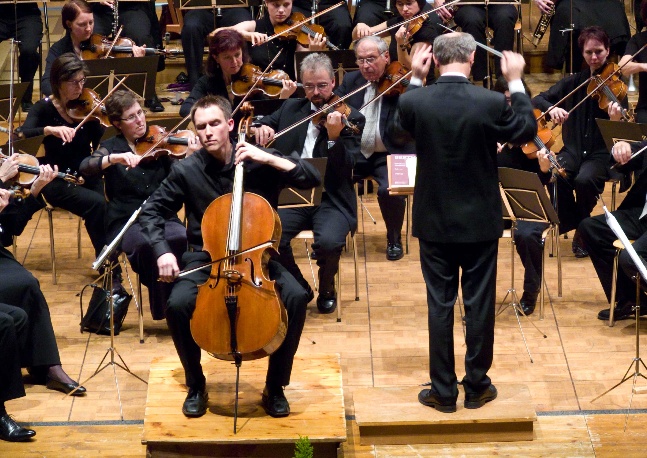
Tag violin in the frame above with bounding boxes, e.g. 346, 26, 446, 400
401, 13, 428, 51
377, 61, 411, 97
134, 125, 192, 160
0, 151, 85, 187
80, 34, 179, 60
273, 12, 340, 50
520, 109, 566, 178
66, 88, 111, 127
231, 63, 302, 98
311, 94, 360, 134
587, 62, 633, 122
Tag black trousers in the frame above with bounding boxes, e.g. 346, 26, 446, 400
278, 197, 351, 294
419, 239, 498, 400
0, 304, 28, 403
354, 152, 405, 244
0, 248, 61, 370
555, 150, 609, 234
454, 4, 517, 81
41, 178, 107, 258
181, 8, 252, 86
293, 0, 353, 49
0, 7, 43, 104
514, 221, 549, 295
353, 0, 390, 27
121, 220, 187, 320
579, 207, 647, 307
93, 2, 160, 47
165, 251, 308, 390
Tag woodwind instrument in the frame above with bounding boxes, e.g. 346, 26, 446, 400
112, 0, 119, 37
531, 6, 554, 47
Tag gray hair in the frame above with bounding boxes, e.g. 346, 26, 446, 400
299, 53, 334, 79
354, 36, 388, 55
432, 32, 477, 66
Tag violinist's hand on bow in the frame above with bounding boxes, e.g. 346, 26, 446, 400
109, 152, 142, 169
547, 106, 568, 125
251, 125, 275, 147
325, 111, 344, 141
533, 0, 554, 15
0, 153, 20, 183
608, 101, 623, 122
30, 164, 57, 197
0, 188, 10, 213
354, 23, 372, 39
433, 0, 453, 23
611, 141, 633, 165
45, 125, 76, 143
279, 79, 298, 99
157, 253, 180, 282
536, 148, 552, 174
248, 32, 269, 46
308, 33, 326, 51
411, 43, 433, 82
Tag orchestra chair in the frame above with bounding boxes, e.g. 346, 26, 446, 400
608, 239, 636, 327
42, 196, 82, 285
120, 254, 145, 343
166, 0, 184, 35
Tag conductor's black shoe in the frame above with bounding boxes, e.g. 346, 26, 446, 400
418, 389, 457, 413
0, 414, 35, 442
45, 376, 87, 396
316, 290, 337, 314
262, 386, 290, 417
520, 291, 539, 316
145, 94, 165, 112
386, 242, 404, 261
597, 303, 647, 321
182, 387, 208, 417
464, 385, 498, 409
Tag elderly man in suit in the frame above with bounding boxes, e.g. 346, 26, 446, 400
336, 35, 415, 261
393, 32, 536, 413
252, 53, 365, 314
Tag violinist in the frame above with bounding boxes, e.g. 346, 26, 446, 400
434, 0, 518, 85
353, 0, 441, 72
0, 158, 87, 412
139, 95, 320, 418
252, 53, 365, 313
532, 26, 626, 258
21, 53, 109, 270
218, 0, 327, 82
291, 0, 353, 49
617, 1, 647, 123
179, 29, 297, 118
79, 90, 199, 320
335, 36, 414, 261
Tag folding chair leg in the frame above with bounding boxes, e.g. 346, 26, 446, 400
47, 208, 57, 285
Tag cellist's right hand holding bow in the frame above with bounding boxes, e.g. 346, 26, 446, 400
611, 141, 633, 165
157, 253, 180, 282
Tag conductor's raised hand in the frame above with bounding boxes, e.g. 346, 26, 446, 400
157, 253, 180, 282
411, 43, 433, 81
500, 51, 525, 82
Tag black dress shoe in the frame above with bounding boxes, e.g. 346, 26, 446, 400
464, 384, 498, 409
316, 290, 337, 314
0, 414, 35, 442
386, 242, 404, 261
182, 387, 208, 417
418, 389, 457, 413
46, 376, 87, 396
262, 386, 290, 418
572, 231, 589, 258
598, 303, 647, 321
303, 283, 314, 303
520, 291, 539, 316
145, 94, 165, 113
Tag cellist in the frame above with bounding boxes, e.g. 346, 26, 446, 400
138, 95, 321, 418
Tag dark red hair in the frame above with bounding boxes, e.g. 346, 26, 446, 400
206, 29, 250, 77
578, 26, 610, 51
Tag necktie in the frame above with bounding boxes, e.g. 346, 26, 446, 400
360, 83, 378, 159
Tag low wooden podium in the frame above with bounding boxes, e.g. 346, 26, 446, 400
142, 353, 346, 457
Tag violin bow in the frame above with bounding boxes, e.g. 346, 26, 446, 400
72, 75, 128, 133
231, 48, 283, 117
359, 69, 413, 111
269, 81, 372, 143
610, 142, 647, 170
378, 0, 461, 36
176, 241, 276, 278
105, 25, 124, 59
258, 2, 345, 46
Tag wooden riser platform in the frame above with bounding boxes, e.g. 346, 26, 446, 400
143, 353, 346, 457
354, 384, 536, 445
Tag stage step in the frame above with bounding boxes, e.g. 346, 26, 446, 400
143, 353, 346, 457
354, 384, 536, 445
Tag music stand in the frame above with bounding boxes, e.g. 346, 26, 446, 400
100, 117, 191, 142
278, 157, 327, 207
179, 0, 253, 8
2, 134, 44, 156
83, 56, 159, 102
498, 167, 552, 362
0, 82, 28, 126
295, 50, 357, 86
596, 119, 647, 152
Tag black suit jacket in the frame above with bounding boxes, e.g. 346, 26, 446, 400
259, 97, 365, 231
395, 75, 537, 243
335, 70, 415, 155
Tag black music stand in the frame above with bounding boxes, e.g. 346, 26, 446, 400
278, 157, 327, 207
498, 167, 553, 362
0, 82, 28, 126
295, 50, 357, 86
2, 135, 44, 157
596, 119, 647, 152
83, 56, 159, 102
100, 117, 191, 142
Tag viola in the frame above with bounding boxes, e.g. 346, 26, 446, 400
273, 12, 340, 50
311, 94, 360, 134
0, 151, 85, 187
520, 109, 566, 178
80, 34, 179, 60
587, 62, 633, 122
66, 88, 111, 127
231, 63, 302, 98
134, 125, 192, 161
377, 61, 411, 97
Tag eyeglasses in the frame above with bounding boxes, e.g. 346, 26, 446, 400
65, 76, 87, 86
302, 82, 331, 92
355, 52, 385, 66
120, 109, 147, 122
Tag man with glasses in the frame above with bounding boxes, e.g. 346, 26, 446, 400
335, 35, 415, 261
253, 53, 365, 314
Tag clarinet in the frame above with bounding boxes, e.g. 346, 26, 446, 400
112, 0, 119, 37
531, 7, 554, 47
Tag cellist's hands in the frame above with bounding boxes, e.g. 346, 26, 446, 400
157, 253, 180, 282
611, 141, 633, 165
250, 125, 275, 147
235, 141, 276, 164
45, 126, 76, 143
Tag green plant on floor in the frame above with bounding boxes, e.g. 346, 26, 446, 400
293, 435, 313, 458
